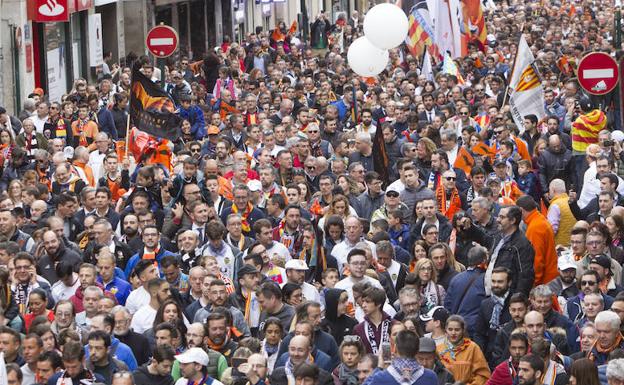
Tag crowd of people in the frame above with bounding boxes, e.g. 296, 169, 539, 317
1, 0, 624, 385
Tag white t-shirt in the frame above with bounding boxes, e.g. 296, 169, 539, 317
266, 242, 291, 264
331, 239, 377, 274
125, 286, 150, 315
21, 364, 35, 385
51, 277, 80, 303
175, 378, 224, 385
130, 304, 157, 334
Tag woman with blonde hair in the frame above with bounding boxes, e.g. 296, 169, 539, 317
7, 180, 24, 208
414, 258, 446, 313
318, 194, 354, 234
336, 174, 362, 209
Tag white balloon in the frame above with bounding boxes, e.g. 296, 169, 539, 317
363, 3, 409, 50
347, 37, 389, 77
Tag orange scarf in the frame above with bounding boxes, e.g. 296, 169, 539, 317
231, 203, 253, 233
435, 184, 462, 220
589, 333, 623, 359
206, 331, 231, 351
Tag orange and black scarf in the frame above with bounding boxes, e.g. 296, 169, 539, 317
435, 184, 462, 221
231, 203, 253, 233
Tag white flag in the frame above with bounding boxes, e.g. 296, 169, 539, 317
421, 51, 434, 81
0, 352, 7, 385
434, 0, 456, 57
508, 35, 546, 134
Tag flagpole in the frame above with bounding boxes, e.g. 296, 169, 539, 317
125, 114, 131, 160
501, 34, 524, 107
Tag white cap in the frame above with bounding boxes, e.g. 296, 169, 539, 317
557, 252, 577, 271
285, 259, 309, 270
176, 347, 209, 366
247, 179, 262, 192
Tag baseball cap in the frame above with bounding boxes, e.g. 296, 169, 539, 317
419, 306, 449, 323
493, 158, 507, 167
590, 255, 611, 270
32, 88, 44, 97
285, 259, 309, 271
386, 186, 400, 196
247, 179, 262, 192
557, 253, 577, 271
486, 176, 501, 185
238, 264, 260, 277
176, 347, 209, 366
207, 125, 219, 135
418, 337, 436, 353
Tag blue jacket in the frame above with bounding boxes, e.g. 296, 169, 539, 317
178, 105, 206, 139
97, 107, 118, 140
84, 336, 138, 370
444, 268, 486, 338
124, 247, 177, 278
98, 275, 132, 305
278, 329, 339, 370
275, 349, 333, 373
331, 99, 350, 121
389, 224, 410, 251
367, 367, 438, 385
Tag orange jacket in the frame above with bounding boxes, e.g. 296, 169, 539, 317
524, 209, 559, 286
73, 161, 95, 187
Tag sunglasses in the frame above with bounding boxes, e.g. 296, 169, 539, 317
445, 177, 456, 181
581, 280, 597, 286
386, 192, 400, 197
459, 112, 469, 116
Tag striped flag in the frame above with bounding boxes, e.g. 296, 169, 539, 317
508, 35, 546, 133
406, 0, 437, 58
442, 51, 465, 84
515, 65, 540, 91
462, 0, 487, 51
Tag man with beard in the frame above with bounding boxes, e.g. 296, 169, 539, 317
112, 306, 151, 366
124, 225, 177, 279
194, 279, 250, 337
131, 278, 171, 334
85, 218, 132, 270
85, 331, 128, 384
272, 205, 305, 260
474, 267, 512, 368
547, 255, 579, 302
119, 214, 140, 252
169, 323, 227, 381
132, 345, 175, 385
0, 209, 34, 252
517, 354, 544, 385
46, 341, 105, 385
205, 311, 238, 365
176, 348, 225, 385
96, 250, 131, 305
37, 230, 82, 285
489, 333, 529, 385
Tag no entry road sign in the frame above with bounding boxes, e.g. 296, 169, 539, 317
577, 52, 619, 95
146, 25, 178, 58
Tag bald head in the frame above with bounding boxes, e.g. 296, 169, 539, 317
31, 200, 48, 220
548, 135, 562, 151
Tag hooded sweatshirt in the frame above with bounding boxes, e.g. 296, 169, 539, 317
133, 364, 175, 385
321, 288, 358, 346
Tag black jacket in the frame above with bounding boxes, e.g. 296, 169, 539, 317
467, 228, 535, 297
271, 366, 333, 385
538, 147, 573, 191
37, 245, 83, 285
474, 294, 511, 369
115, 330, 152, 366
132, 364, 174, 385
408, 213, 453, 250
322, 289, 358, 346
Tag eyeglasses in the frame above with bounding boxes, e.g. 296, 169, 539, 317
581, 280, 597, 286
191, 148, 201, 153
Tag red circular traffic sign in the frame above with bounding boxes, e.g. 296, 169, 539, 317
146, 25, 178, 58
577, 52, 619, 95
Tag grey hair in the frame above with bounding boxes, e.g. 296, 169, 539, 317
607, 358, 624, 381
83, 286, 104, 298
596, 310, 621, 330
549, 179, 566, 195
23, 98, 36, 110
440, 128, 457, 142
33, 149, 49, 160
530, 284, 554, 299
356, 132, 372, 144
111, 305, 131, 317
399, 286, 419, 299
472, 196, 493, 211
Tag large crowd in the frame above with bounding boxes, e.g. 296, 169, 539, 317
0, 1, 624, 385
